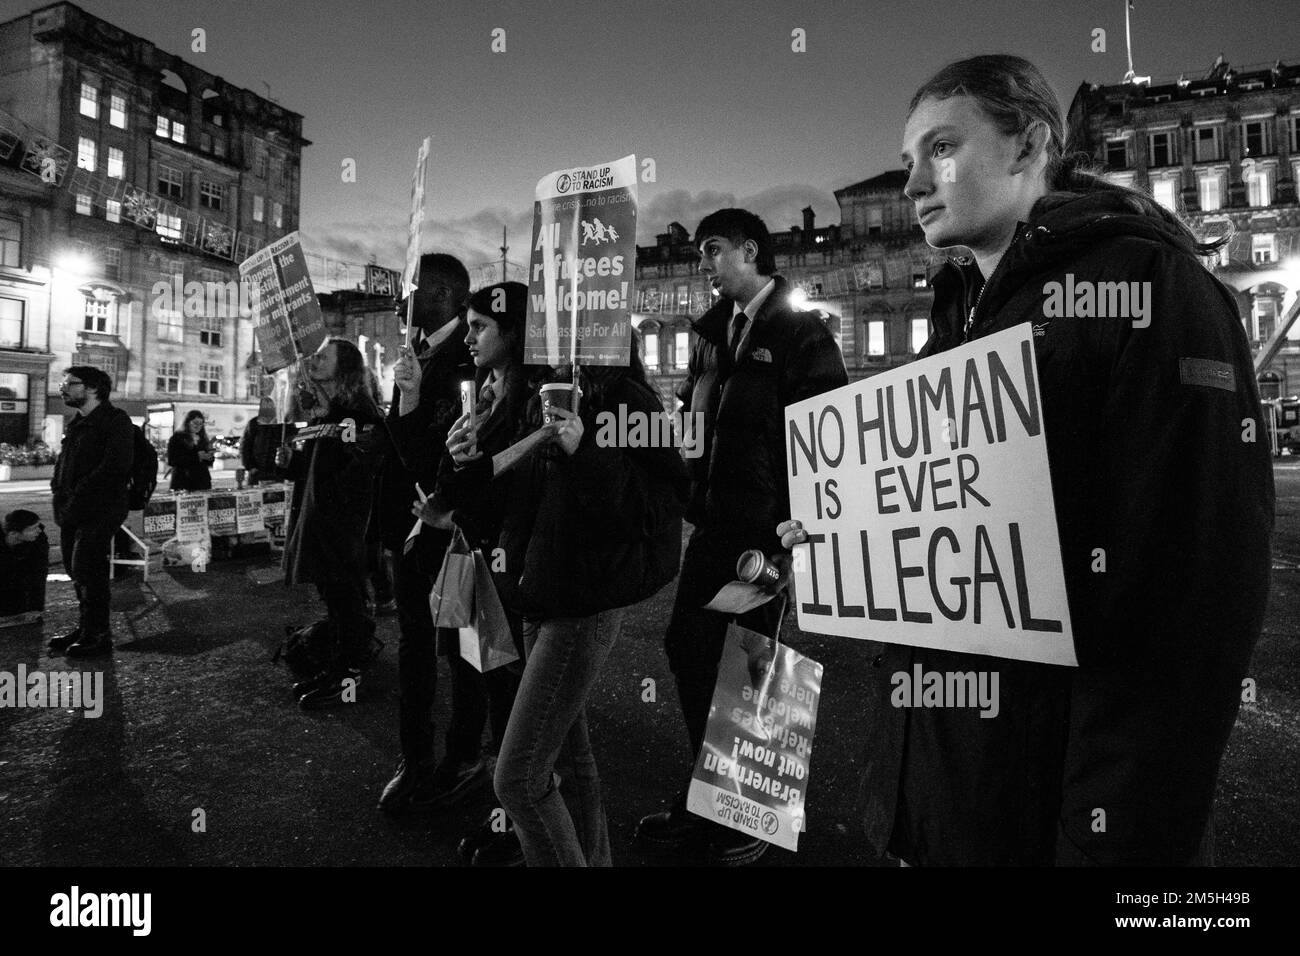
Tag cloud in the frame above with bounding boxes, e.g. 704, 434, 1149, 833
301, 182, 841, 270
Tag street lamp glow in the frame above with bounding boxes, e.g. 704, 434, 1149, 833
54, 251, 92, 278
789, 287, 809, 310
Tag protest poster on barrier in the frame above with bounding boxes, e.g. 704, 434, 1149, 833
526, 154, 637, 367
236, 491, 264, 533
785, 324, 1076, 666
207, 493, 238, 536
176, 495, 209, 544
142, 497, 177, 546
261, 487, 288, 537
686, 624, 821, 852
239, 232, 326, 372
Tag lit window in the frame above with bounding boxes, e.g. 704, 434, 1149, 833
156, 213, 183, 240
912, 268, 928, 289
157, 312, 183, 344
172, 121, 185, 144
910, 318, 929, 354
79, 83, 98, 119
200, 315, 222, 347
75, 193, 92, 215
156, 360, 181, 392
0, 216, 20, 267
867, 320, 885, 357
1252, 233, 1276, 264
1254, 298, 1279, 342
1246, 167, 1272, 207
77, 136, 96, 171
198, 363, 221, 396
643, 331, 659, 369
109, 94, 126, 129
155, 115, 169, 137
674, 330, 690, 368
1152, 176, 1177, 211
199, 180, 225, 211
105, 199, 121, 223
107, 146, 124, 179
252, 195, 264, 222
867, 207, 883, 235
84, 297, 112, 333
1198, 174, 1221, 211
272, 201, 283, 229
0, 297, 25, 347
157, 165, 183, 200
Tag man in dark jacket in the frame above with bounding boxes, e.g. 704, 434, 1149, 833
47, 365, 135, 657
376, 253, 481, 813
636, 208, 848, 865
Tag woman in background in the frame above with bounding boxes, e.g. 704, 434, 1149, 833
167, 410, 214, 492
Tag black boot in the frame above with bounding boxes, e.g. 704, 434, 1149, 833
48, 628, 82, 653
65, 631, 113, 658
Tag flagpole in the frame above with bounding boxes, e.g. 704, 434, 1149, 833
1124, 1, 1135, 82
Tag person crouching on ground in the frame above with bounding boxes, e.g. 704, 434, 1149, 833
441, 343, 690, 866
276, 339, 391, 709
0, 509, 49, 628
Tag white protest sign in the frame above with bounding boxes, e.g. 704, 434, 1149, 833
785, 324, 1076, 666
402, 136, 431, 298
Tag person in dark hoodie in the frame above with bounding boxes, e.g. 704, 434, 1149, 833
780, 53, 1273, 866
276, 339, 390, 709
0, 509, 48, 627
440, 338, 690, 867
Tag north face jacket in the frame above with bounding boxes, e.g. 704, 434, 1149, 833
675, 274, 849, 609
857, 187, 1274, 866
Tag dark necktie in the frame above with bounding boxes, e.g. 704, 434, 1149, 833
729, 312, 749, 362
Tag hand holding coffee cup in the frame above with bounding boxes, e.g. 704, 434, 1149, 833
446, 411, 481, 464
540, 382, 581, 424
547, 406, 584, 456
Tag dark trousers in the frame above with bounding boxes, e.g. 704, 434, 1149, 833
664, 581, 784, 765
314, 571, 374, 667
395, 546, 524, 765
59, 510, 127, 635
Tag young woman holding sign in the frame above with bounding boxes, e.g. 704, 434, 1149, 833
438, 328, 690, 867
781, 54, 1272, 866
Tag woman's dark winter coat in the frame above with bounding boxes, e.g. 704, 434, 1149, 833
282, 397, 390, 587
167, 430, 213, 491
439, 372, 691, 621
858, 188, 1274, 866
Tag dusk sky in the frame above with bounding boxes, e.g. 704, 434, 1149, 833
4, 0, 1296, 274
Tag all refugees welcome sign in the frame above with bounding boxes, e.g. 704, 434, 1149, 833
785, 324, 1076, 666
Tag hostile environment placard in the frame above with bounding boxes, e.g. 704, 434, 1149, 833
526, 154, 637, 367
686, 625, 822, 852
785, 324, 1076, 666
239, 232, 326, 372
402, 136, 431, 298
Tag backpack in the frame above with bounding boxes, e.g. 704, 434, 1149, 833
272, 619, 384, 680
127, 425, 158, 511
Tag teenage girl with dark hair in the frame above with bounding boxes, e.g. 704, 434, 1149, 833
168, 410, 214, 491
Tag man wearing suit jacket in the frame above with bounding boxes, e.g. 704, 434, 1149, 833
376, 253, 484, 814
636, 209, 848, 865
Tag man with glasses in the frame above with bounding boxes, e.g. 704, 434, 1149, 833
48, 366, 135, 657
374, 253, 482, 814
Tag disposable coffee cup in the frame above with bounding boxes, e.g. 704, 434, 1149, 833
540, 383, 581, 424
737, 549, 782, 590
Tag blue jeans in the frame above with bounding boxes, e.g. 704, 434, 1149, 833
494, 609, 624, 867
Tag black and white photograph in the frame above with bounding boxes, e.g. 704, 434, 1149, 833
0, 0, 1295, 936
